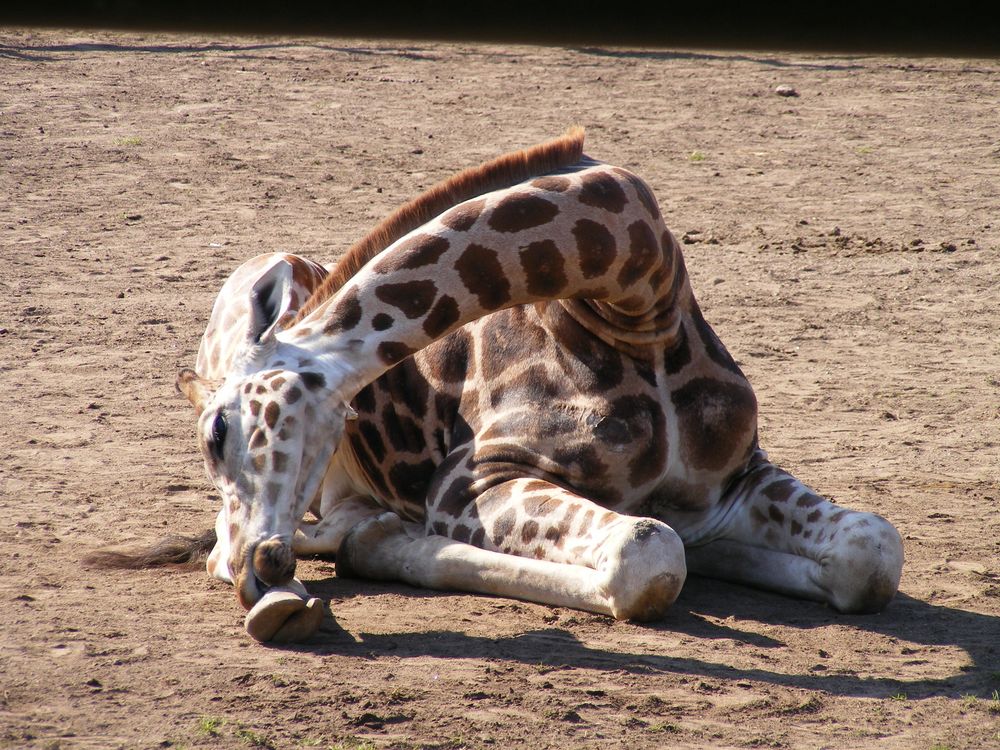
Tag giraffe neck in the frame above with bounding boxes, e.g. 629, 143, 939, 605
279, 162, 685, 399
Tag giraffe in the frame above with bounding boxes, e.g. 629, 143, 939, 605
168, 128, 902, 642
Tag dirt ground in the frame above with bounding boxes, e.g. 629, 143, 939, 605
2, 27, 1000, 750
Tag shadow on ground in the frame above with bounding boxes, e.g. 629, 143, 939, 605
291, 573, 999, 700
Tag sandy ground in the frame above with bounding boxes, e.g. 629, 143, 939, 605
2, 27, 1000, 750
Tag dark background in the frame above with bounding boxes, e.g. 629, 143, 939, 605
2, 1, 998, 57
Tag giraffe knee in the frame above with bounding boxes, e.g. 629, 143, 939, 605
824, 512, 904, 614
598, 518, 687, 621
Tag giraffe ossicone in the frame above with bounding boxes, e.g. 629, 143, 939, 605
152, 129, 903, 642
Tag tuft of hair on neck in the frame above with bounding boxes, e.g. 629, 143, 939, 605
288, 126, 585, 326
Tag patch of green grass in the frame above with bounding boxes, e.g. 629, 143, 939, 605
689, 150, 706, 162
929, 743, 952, 750
855, 145, 873, 155
648, 721, 681, 733
890, 691, 907, 702
115, 135, 143, 146
987, 689, 1000, 714
329, 738, 377, 750
196, 716, 224, 736
234, 727, 276, 749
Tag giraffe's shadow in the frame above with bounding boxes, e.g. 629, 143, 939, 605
287, 572, 998, 699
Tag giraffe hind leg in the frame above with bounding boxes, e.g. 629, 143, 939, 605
685, 460, 904, 613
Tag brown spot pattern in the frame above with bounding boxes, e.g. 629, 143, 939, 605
378, 340, 417, 366
285, 386, 302, 404
432, 329, 474, 384
764, 478, 798, 504
323, 286, 363, 334
378, 360, 429, 419
487, 193, 559, 233
492, 508, 517, 541
578, 170, 628, 213
382, 408, 426, 453
520, 240, 568, 297
572, 218, 617, 279
372, 313, 394, 331
374, 234, 451, 274
423, 294, 461, 338
663, 322, 691, 375
521, 519, 539, 544
272, 451, 289, 473
454, 243, 511, 311
797, 493, 824, 509
613, 167, 660, 219
671, 377, 756, 472
358, 421, 387, 463
301, 372, 326, 391
440, 198, 485, 232
388, 459, 436, 503
264, 401, 280, 429
617, 219, 660, 287
471, 527, 486, 548
375, 279, 438, 319
531, 175, 571, 192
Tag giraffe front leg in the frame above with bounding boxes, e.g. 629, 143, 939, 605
685, 459, 904, 613
293, 494, 386, 555
337, 476, 686, 620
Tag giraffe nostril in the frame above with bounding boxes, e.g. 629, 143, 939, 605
252, 538, 297, 587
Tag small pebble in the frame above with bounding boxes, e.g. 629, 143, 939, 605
775, 85, 799, 97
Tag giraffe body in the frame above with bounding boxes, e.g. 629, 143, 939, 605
178, 131, 903, 639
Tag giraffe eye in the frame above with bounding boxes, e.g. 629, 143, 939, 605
209, 411, 228, 457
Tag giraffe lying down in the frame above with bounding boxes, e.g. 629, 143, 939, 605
142, 129, 908, 642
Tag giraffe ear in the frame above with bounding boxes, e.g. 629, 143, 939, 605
176, 368, 218, 416
247, 261, 291, 347
343, 403, 358, 421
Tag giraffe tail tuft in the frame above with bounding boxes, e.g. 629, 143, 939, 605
83, 528, 217, 571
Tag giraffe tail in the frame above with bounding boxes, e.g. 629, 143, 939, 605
83, 528, 217, 571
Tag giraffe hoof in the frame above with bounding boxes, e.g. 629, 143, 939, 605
336, 512, 406, 580
244, 587, 325, 643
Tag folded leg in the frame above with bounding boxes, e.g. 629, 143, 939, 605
293, 494, 385, 555
685, 456, 903, 613
338, 470, 687, 620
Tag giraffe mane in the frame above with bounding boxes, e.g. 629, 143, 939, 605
288, 126, 586, 326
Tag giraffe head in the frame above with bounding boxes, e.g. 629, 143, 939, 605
178, 260, 354, 611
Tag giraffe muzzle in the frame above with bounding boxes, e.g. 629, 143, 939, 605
253, 538, 297, 586
235, 538, 297, 610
